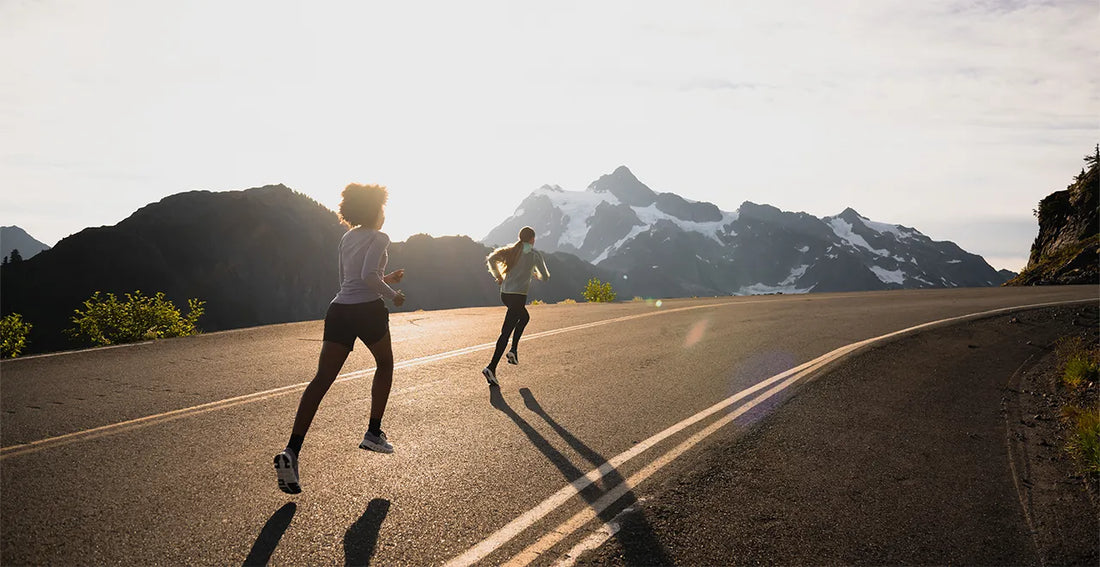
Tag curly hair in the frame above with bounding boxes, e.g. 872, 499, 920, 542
338, 183, 388, 228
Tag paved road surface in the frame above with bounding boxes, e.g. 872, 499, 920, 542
1, 286, 1095, 565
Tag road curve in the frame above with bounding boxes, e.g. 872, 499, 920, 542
1, 286, 1095, 565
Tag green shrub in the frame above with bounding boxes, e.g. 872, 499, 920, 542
560, 298, 577, 305
582, 278, 617, 303
1062, 405, 1100, 475
530, 299, 545, 306
67, 291, 205, 347
1056, 335, 1100, 389
0, 313, 32, 358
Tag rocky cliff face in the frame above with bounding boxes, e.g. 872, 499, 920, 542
1009, 150, 1098, 286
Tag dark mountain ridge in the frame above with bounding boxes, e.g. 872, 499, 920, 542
1, 185, 346, 353
0, 185, 625, 355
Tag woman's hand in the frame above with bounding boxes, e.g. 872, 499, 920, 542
384, 269, 405, 284
393, 291, 406, 307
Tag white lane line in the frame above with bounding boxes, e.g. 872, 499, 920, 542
551, 502, 641, 567
504, 369, 811, 566
443, 299, 1092, 567
0, 300, 753, 459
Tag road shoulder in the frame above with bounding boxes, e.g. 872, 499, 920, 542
579, 303, 1099, 566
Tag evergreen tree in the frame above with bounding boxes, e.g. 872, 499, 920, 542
1086, 143, 1099, 168
9, 249, 22, 263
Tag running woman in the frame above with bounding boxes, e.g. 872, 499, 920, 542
274, 183, 406, 495
482, 226, 549, 386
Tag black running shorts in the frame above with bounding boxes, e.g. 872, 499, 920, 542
322, 299, 389, 350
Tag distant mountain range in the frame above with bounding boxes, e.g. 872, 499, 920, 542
2, 169, 1015, 355
1, 226, 51, 261
0, 186, 621, 354
484, 166, 1010, 297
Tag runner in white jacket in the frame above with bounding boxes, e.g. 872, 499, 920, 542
482, 226, 549, 386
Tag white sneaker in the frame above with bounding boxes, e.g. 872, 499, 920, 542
274, 449, 301, 494
359, 430, 394, 453
482, 367, 499, 386
506, 351, 518, 365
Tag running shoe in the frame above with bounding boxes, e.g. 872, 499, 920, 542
359, 430, 394, 453
506, 350, 518, 365
274, 449, 301, 494
482, 367, 499, 386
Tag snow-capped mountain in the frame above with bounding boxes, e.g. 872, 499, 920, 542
483, 166, 1007, 296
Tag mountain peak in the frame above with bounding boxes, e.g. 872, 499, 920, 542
611, 165, 636, 177
586, 166, 656, 207
835, 207, 865, 223
1, 225, 51, 260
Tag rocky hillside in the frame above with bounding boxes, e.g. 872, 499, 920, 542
0, 185, 346, 353
484, 166, 1008, 297
0, 186, 621, 355
1008, 147, 1099, 286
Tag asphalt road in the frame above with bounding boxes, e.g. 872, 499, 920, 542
1, 286, 1095, 566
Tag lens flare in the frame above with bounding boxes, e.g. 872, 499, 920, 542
683, 319, 709, 348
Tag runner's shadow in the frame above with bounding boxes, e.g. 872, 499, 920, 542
344, 498, 390, 567
489, 386, 671, 565
243, 503, 296, 566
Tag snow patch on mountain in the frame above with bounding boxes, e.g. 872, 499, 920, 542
862, 218, 917, 240
736, 264, 815, 296
869, 265, 905, 285
593, 224, 648, 264
633, 203, 738, 245
533, 185, 612, 248
827, 218, 891, 257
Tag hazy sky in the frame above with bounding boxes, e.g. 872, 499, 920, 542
2, 1, 1097, 272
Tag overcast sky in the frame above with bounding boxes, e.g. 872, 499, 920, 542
2, 0, 1097, 272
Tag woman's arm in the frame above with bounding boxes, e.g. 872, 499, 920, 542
361, 232, 399, 301
486, 250, 504, 283
534, 251, 550, 281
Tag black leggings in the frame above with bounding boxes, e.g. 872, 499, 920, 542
489, 293, 529, 371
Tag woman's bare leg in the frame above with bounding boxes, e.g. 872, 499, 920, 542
365, 332, 395, 421
290, 340, 351, 438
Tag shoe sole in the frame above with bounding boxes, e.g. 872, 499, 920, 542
274, 453, 301, 494
506, 352, 518, 365
482, 368, 499, 386
359, 439, 394, 454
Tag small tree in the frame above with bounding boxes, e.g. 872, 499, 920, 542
582, 277, 617, 303
9, 249, 22, 263
0, 313, 32, 358
67, 291, 205, 347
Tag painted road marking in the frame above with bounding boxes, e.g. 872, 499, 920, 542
443, 299, 1094, 567
0, 299, 764, 459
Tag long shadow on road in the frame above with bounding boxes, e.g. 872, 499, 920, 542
243, 503, 296, 566
490, 386, 671, 565
344, 498, 391, 567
